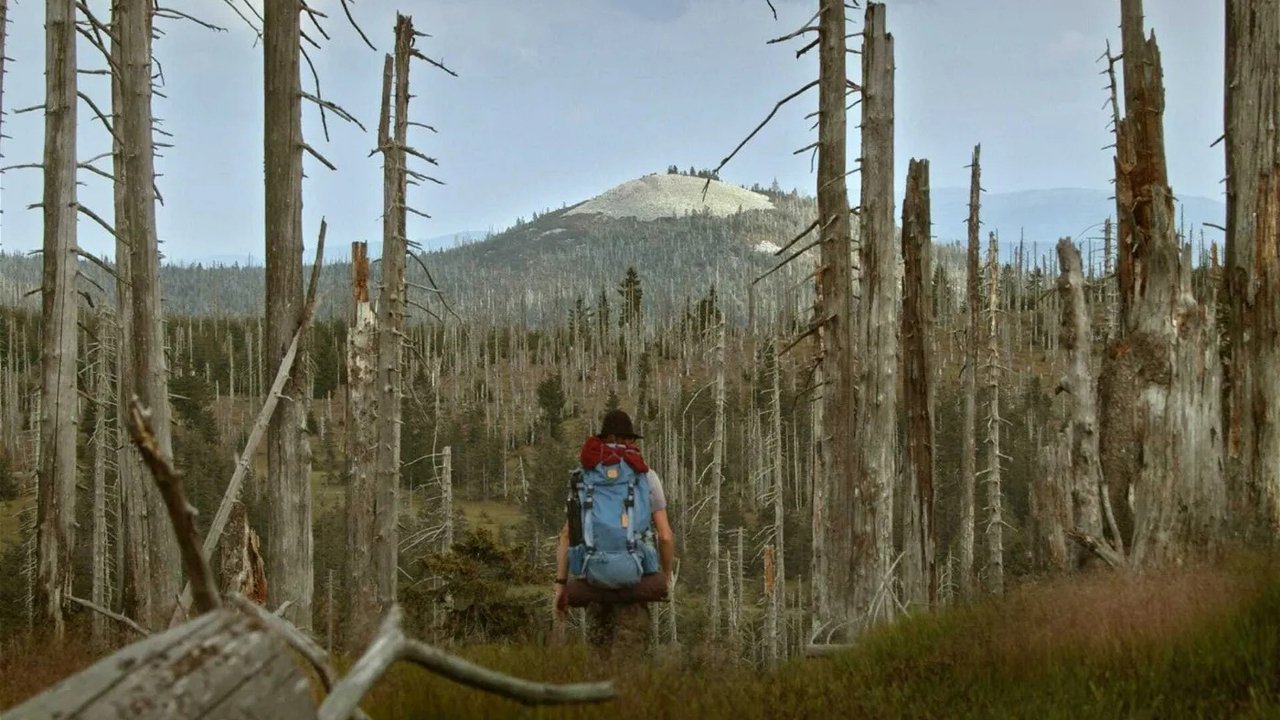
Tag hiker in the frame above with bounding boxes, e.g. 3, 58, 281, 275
554, 409, 675, 653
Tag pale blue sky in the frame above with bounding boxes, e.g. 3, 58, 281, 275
0, 0, 1225, 262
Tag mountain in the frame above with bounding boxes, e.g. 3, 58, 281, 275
179, 230, 491, 266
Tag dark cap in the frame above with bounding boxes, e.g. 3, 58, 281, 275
598, 409, 642, 439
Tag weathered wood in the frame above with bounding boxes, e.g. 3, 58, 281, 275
901, 158, 935, 610
707, 320, 726, 640
346, 239, 379, 651
37, 0, 79, 635
960, 144, 981, 600
1224, 0, 1280, 534
265, 0, 313, 628
852, 0, 897, 628
983, 232, 1003, 596
811, 0, 854, 632
5, 610, 314, 720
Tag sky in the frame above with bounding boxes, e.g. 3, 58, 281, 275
0, 0, 1226, 263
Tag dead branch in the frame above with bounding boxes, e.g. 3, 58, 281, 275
339, 0, 377, 51
72, 247, 126, 284
767, 10, 819, 45
77, 205, 120, 241
219, 0, 261, 36
155, 7, 227, 33
754, 239, 818, 285
126, 398, 222, 615
316, 606, 615, 720
706, 79, 819, 195
300, 91, 366, 131
67, 594, 151, 637
302, 142, 337, 171
1065, 529, 1126, 570
77, 90, 122, 146
412, 50, 458, 77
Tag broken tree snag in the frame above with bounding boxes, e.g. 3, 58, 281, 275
316, 607, 616, 720
852, 0, 897, 628
37, 0, 79, 635
901, 158, 935, 610
1224, 0, 1280, 533
346, 238, 379, 651
220, 501, 268, 606
114, 0, 182, 628
126, 398, 221, 615
1101, 0, 1225, 566
375, 14, 413, 634
1055, 239, 1107, 551
264, 0, 314, 628
4, 610, 315, 720
960, 144, 981, 600
812, 0, 856, 632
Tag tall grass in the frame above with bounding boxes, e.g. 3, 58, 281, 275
3, 559, 1278, 719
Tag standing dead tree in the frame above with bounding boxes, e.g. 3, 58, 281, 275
851, 0, 897, 628
1098, 0, 1225, 567
982, 232, 1004, 596
960, 144, 981, 600
901, 158, 935, 610
347, 240, 379, 650
37, 0, 79, 635
1224, 0, 1280, 535
707, 320, 727, 640
113, 0, 181, 629
264, 0, 314, 628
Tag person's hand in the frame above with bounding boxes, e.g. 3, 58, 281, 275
553, 582, 568, 619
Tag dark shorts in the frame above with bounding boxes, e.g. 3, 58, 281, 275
585, 602, 651, 654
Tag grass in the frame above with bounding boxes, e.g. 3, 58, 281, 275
458, 499, 526, 535
6, 559, 1277, 718
0, 496, 30, 549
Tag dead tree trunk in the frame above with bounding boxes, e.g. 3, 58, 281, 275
0, 0, 7, 161
37, 0, 79, 635
811, 0, 856, 633
91, 313, 111, 644
114, 0, 180, 627
852, 0, 897, 628
960, 144, 981, 600
1054, 239, 1108, 550
264, 0, 313, 627
707, 320, 726, 640
345, 241, 378, 651
1100, 0, 1225, 566
374, 15, 413, 627
766, 343, 786, 665
901, 159, 935, 610
983, 233, 1004, 596
1224, 0, 1280, 535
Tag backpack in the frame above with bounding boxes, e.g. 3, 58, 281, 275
566, 457, 660, 589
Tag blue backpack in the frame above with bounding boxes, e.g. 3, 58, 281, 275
567, 458, 660, 589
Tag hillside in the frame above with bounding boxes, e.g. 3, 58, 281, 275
566, 173, 776, 221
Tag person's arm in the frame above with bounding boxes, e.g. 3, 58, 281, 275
553, 522, 569, 617
653, 509, 675, 579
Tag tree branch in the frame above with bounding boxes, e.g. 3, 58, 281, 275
705, 79, 819, 196
67, 595, 151, 637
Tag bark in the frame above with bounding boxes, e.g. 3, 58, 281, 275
1055, 239, 1107, 547
441, 446, 454, 549
1224, 0, 1280, 534
346, 241, 378, 651
37, 0, 79, 635
114, 0, 180, 628
767, 343, 786, 665
0, 0, 7, 160
983, 233, 1004, 596
90, 315, 110, 644
901, 159, 935, 610
960, 144, 980, 600
812, 0, 855, 632
852, 0, 897, 628
708, 321, 726, 640
264, 0, 313, 627
1101, 0, 1226, 565
375, 15, 414, 627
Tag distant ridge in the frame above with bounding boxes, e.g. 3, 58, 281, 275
566, 173, 774, 221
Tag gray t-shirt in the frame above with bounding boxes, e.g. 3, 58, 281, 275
647, 469, 667, 512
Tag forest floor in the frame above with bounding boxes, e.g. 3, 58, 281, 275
3, 554, 1278, 718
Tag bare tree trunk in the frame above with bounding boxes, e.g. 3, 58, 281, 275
264, 0, 312, 627
708, 321, 726, 641
852, 0, 897, 629
1224, 0, 1280, 535
960, 145, 980, 600
766, 343, 786, 665
1055, 239, 1107, 546
114, 0, 180, 627
0, 0, 8, 162
983, 233, 1004, 596
345, 241, 378, 651
812, 0, 855, 633
91, 313, 111, 644
37, 0, 79, 635
901, 159, 935, 610
374, 15, 413, 626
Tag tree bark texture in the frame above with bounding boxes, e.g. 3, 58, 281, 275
707, 321, 726, 640
346, 241, 378, 651
37, 0, 79, 635
852, 0, 897, 628
983, 233, 1004, 596
812, 0, 855, 632
264, 0, 313, 627
960, 144, 980, 600
1224, 0, 1280, 534
901, 158, 935, 610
